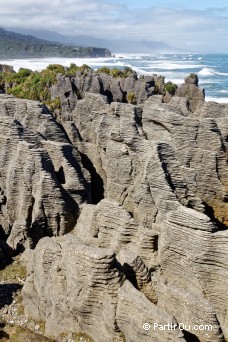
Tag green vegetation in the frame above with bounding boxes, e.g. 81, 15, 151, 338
97, 66, 136, 78
97, 66, 111, 74
127, 92, 137, 104
0, 258, 26, 281
0, 28, 111, 58
0, 64, 139, 113
0, 63, 93, 112
164, 82, 177, 95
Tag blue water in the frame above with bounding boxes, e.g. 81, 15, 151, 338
1, 53, 228, 102
111, 53, 228, 103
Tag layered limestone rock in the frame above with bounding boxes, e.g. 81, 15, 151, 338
49, 70, 165, 121
48, 70, 204, 122
22, 235, 186, 342
22, 235, 125, 342
1, 74, 226, 341
0, 94, 90, 250
175, 73, 205, 111
21, 90, 228, 342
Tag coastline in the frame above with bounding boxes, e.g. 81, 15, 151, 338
1, 53, 228, 103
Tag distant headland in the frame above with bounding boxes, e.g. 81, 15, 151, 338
0, 27, 111, 58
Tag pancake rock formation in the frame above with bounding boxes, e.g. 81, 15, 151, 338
0, 80, 227, 342
0, 94, 89, 250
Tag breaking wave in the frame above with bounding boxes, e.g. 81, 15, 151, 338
205, 96, 228, 103
199, 67, 228, 76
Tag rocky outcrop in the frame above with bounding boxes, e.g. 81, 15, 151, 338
49, 71, 205, 122
21, 91, 228, 342
50, 71, 165, 121
22, 235, 186, 342
175, 73, 205, 111
0, 94, 90, 250
0, 64, 14, 73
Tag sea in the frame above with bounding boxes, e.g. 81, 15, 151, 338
1, 53, 228, 103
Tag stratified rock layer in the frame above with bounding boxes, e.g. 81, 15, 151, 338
49, 71, 165, 120
0, 94, 90, 249
15, 90, 228, 342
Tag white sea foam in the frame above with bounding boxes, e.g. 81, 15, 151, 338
199, 67, 228, 76
205, 96, 228, 103
219, 90, 228, 93
130, 66, 154, 75
114, 53, 150, 59
216, 71, 228, 76
0, 57, 117, 72
167, 78, 184, 85
145, 62, 202, 70
199, 79, 219, 84
198, 68, 215, 76
0, 54, 227, 101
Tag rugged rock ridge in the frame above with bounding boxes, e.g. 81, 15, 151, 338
0, 64, 204, 116
0, 74, 227, 342
49, 71, 166, 118
18, 91, 228, 342
0, 94, 90, 250
51, 70, 204, 118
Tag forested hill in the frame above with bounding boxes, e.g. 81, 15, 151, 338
0, 27, 111, 58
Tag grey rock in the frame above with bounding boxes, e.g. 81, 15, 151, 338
185, 73, 199, 85
14, 91, 228, 341
46, 71, 167, 122
0, 94, 90, 249
176, 73, 205, 112
0, 64, 15, 73
116, 281, 185, 342
50, 73, 78, 119
22, 235, 125, 341
22, 235, 185, 342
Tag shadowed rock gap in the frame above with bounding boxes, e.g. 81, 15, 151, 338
203, 202, 228, 231
182, 330, 201, 342
79, 152, 104, 204
55, 166, 66, 184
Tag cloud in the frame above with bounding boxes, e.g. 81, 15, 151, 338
1, 0, 228, 52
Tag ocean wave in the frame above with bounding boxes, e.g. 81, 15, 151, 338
205, 96, 228, 103
199, 67, 228, 76
199, 79, 219, 84
114, 53, 149, 59
166, 78, 184, 85
145, 62, 202, 70
198, 68, 215, 76
0, 57, 117, 72
130, 66, 154, 75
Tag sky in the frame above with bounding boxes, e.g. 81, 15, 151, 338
1, 0, 228, 52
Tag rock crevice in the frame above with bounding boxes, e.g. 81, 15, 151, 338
0, 80, 227, 342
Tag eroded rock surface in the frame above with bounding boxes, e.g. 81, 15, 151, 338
22, 235, 186, 342
20, 90, 228, 342
0, 80, 226, 342
175, 73, 205, 111
0, 94, 90, 250
49, 71, 165, 121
